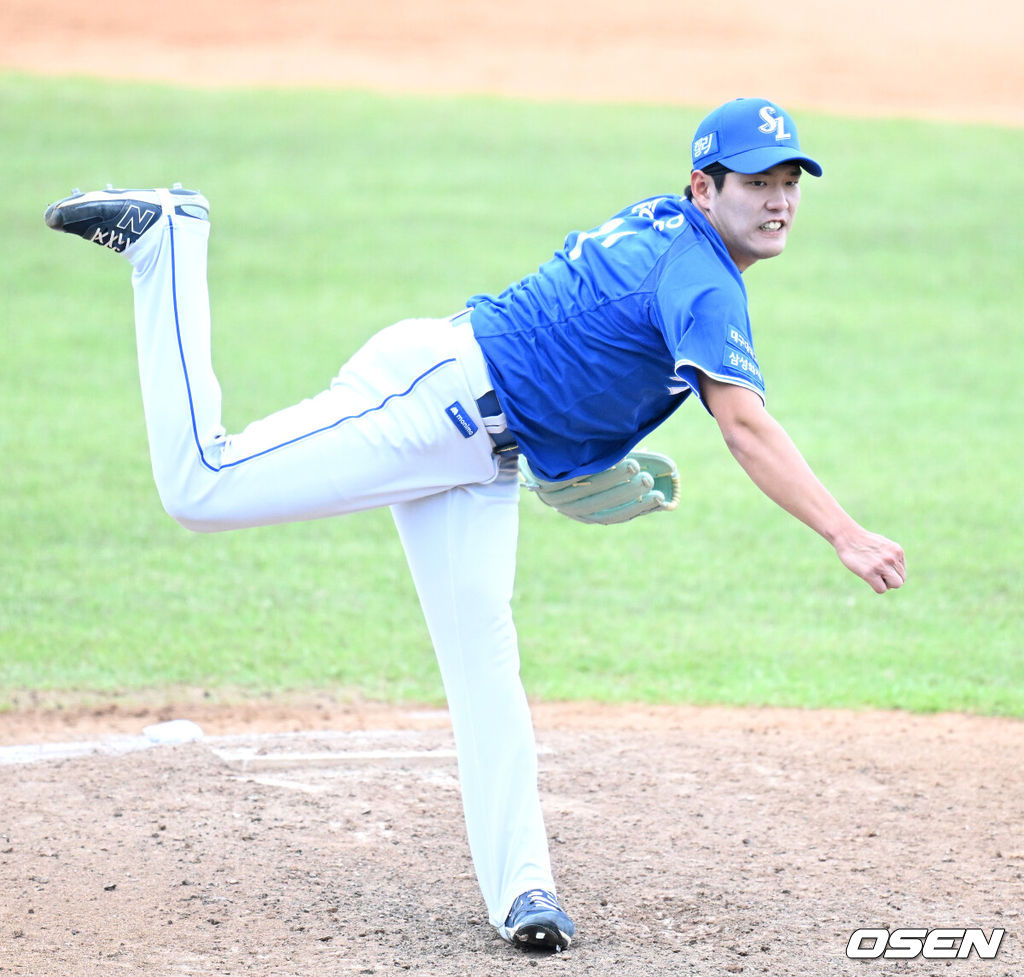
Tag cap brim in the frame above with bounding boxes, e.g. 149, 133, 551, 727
717, 146, 823, 177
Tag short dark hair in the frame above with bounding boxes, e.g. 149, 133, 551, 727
685, 162, 732, 200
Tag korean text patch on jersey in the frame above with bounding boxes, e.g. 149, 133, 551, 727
725, 328, 763, 385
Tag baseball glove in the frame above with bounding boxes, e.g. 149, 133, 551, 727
519, 450, 680, 525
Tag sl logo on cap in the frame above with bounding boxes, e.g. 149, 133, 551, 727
758, 106, 792, 142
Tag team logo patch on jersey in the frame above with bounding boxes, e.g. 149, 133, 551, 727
445, 401, 479, 438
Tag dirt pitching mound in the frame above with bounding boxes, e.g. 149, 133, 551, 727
1, 701, 1022, 975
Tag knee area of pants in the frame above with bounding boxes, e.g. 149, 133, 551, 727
164, 508, 219, 534
158, 491, 222, 534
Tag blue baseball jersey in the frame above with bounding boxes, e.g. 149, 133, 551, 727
467, 195, 764, 481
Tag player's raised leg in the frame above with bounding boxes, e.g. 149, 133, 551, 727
391, 471, 575, 950
44, 188, 498, 531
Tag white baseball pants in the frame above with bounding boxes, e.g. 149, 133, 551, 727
123, 195, 556, 927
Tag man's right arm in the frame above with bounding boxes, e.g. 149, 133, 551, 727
697, 373, 906, 594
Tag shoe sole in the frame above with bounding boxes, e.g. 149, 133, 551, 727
507, 921, 572, 951
44, 188, 161, 230
44, 187, 208, 227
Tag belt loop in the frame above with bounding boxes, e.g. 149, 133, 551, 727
475, 390, 519, 455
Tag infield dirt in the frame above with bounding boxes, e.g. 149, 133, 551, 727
2, 700, 1023, 976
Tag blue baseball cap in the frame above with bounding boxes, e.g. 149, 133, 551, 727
691, 98, 822, 177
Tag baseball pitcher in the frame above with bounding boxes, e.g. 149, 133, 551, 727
43, 97, 905, 952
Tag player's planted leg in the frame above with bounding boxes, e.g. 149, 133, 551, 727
391, 472, 574, 950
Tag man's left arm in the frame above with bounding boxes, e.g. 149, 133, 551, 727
698, 374, 906, 594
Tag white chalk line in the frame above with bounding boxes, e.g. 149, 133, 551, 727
0, 723, 458, 769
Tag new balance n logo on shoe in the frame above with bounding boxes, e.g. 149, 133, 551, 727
116, 204, 158, 236
87, 203, 159, 250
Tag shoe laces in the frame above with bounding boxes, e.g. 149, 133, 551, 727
519, 889, 562, 913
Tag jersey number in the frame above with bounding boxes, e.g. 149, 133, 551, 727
567, 218, 637, 260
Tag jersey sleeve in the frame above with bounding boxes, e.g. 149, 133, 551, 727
652, 274, 765, 412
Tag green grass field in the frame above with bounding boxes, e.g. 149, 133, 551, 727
2, 74, 1022, 716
